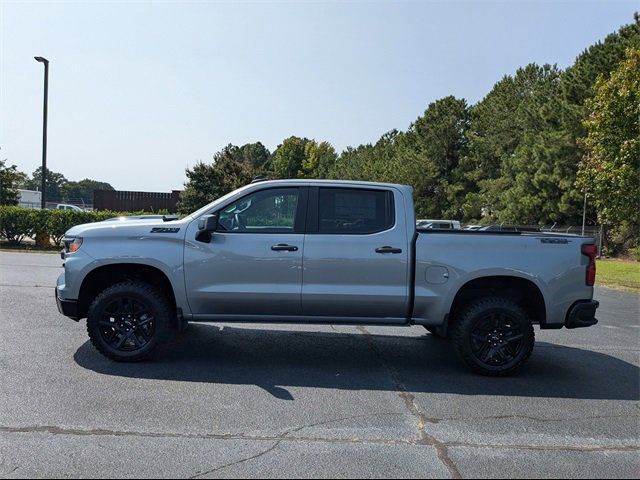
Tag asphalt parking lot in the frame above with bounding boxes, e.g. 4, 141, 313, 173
0, 251, 638, 479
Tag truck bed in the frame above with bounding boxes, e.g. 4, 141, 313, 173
412, 229, 594, 327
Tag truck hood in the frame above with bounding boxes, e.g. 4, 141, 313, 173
65, 218, 189, 238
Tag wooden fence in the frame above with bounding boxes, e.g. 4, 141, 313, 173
94, 190, 181, 213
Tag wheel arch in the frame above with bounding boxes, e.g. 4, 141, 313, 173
445, 275, 547, 332
77, 263, 177, 319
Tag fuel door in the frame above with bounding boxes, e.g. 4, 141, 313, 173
426, 266, 450, 285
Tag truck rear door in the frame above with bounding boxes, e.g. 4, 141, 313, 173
301, 186, 410, 323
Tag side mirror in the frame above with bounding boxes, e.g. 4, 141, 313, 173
198, 213, 219, 233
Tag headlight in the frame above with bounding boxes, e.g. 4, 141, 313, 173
63, 237, 83, 253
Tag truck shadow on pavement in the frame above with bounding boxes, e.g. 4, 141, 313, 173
74, 324, 639, 401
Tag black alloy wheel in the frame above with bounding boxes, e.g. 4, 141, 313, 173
469, 312, 525, 366
87, 281, 171, 362
98, 297, 155, 352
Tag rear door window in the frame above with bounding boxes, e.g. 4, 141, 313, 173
317, 188, 394, 234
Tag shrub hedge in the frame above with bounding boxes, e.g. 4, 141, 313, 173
0, 206, 167, 246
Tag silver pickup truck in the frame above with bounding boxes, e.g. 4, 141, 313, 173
55, 179, 599, 376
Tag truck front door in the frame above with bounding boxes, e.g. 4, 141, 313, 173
184, 186, 306, 318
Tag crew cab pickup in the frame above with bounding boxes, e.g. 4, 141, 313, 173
55, 180, 599, 376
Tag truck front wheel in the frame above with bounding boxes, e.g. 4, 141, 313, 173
86, 281, 171, 362
452, 296, 534, 376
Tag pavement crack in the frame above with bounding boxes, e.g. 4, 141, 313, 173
357, 326, 461, 479
445, 441, 640, 453
186, 413, 405, 479
189, 440, 282, 478
445, 413, 640, 423
0, 424, 411, 447
1, 424, 637, 456
4, 466, 19, 475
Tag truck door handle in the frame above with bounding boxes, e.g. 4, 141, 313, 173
271, 244, 298, 252
375, 246, 402, 254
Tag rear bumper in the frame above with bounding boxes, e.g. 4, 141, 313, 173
55, 287, 80, 321
565, 300, 599, 329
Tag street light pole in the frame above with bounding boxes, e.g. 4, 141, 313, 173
581, 193, 587, 236
34, 56, 49, 210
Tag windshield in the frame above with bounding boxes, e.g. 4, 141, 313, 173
184, 183, 255, 220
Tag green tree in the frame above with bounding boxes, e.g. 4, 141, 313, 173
577, 48, 640, 228
404, 96, 470, 218
272, 136, 309, 179
326, 98, 469, 219
461, 64, 570, 222
327, 130, 405, 184
238, 142, 271, 171
22, 167, 68, 203
561, 14, 640, 110
327, 143, 376, 180
460, 72, 526, 220
270, 136, 338, 179
212, 142, 272, 172
300, 141, 337, 178
0, 154, 27, 206
179, 146, 256, 212
63, 179, 115, 205
495, 64, 583, 225
555, 15, 640, 226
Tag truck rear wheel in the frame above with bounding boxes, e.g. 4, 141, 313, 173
452, 296, 534, 376
86, 281, 171, 362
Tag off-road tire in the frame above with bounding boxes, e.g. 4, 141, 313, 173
452, 296, 534, 376
87, 281, 171, 362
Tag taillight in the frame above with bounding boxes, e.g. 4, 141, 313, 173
582, 244, 597, 286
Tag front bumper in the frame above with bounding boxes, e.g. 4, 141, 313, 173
55, 287, 80, 321
565, 300, 599, 329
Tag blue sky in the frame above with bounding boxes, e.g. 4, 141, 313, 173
0, 1, 637, 191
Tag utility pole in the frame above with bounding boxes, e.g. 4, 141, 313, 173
581, 193, 587, 236
34, 56, 49, 209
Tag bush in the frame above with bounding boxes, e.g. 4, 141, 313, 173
0, 207, 170, 246
628, 240, 640, 262
47, 210, 97, 245
0, 206, 37, 245
605, 221, 640, 259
